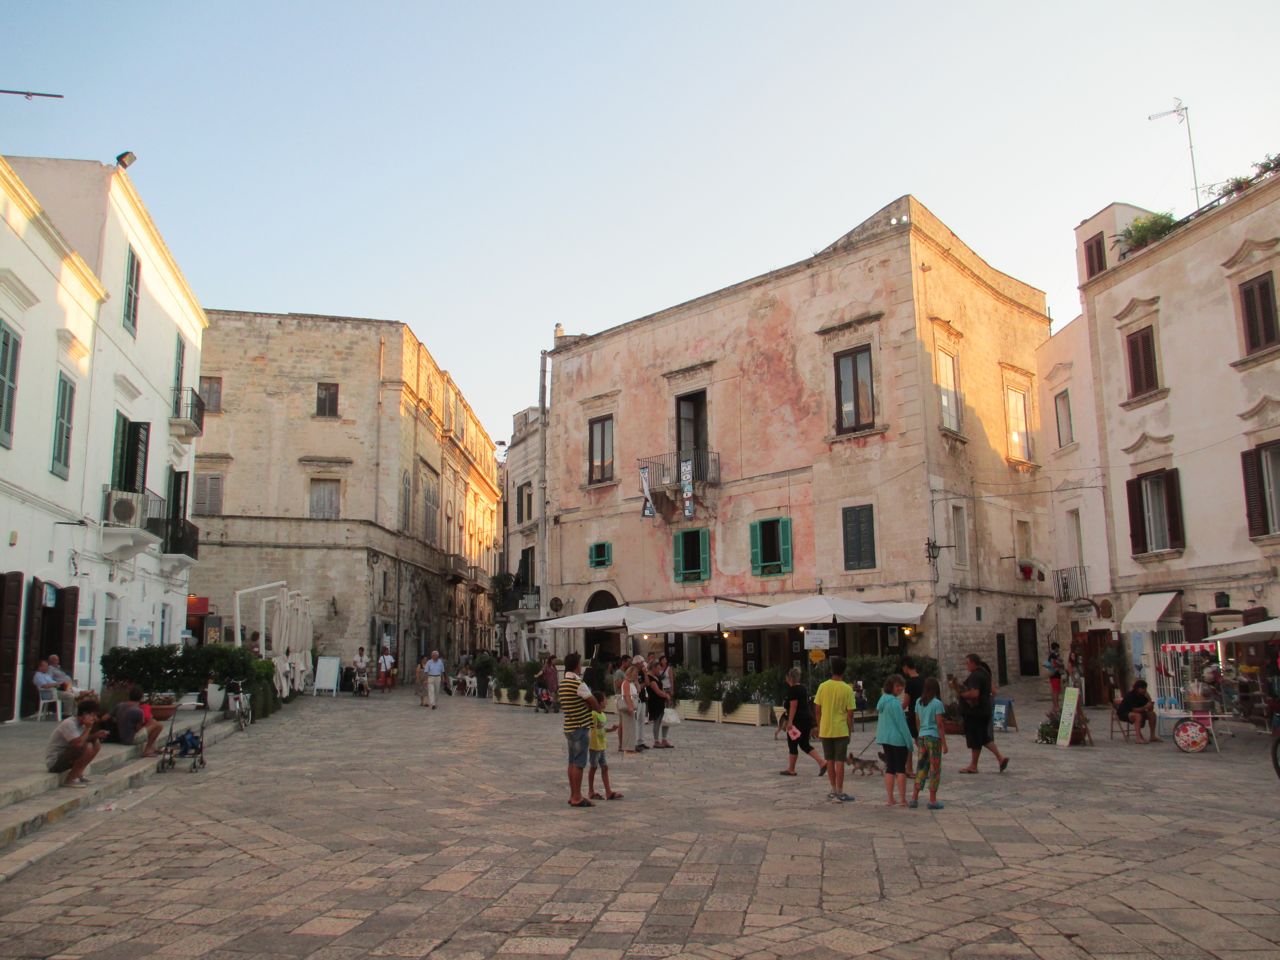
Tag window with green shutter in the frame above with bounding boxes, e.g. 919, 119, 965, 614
51, 373, 75, 479
750, 518, 793, 576
674, 529, 710, 582
588, 542, 612, 568
0, 320, 19, 448
123, 246, 140, 336
842, 505, 876, 570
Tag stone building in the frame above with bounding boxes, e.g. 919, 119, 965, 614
187, 311, 500, 669
0, 156, 206, 719
498, 406, 545, 659
1053, 171, 1280, 688
544, 196, 1054, 676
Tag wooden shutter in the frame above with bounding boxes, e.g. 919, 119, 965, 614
1125, 477, 1147, 555
779, 518, 793, 574
672, 533, 684, 581
0, 572, 23, 720
169, 470, 189, 520
749, 522, 762, 576
0, 322, 18, 447
111, 412, 128, 489
173, 336, 185, 411
1242, 448, 1267, 537
58, 587, 79, 669
194, 474, 223, 516
698, 529, 710, 581
1181, 611, 1208, 644
604, 543, 612, 566
21, 577, 43, 717
124, 421, 150, 493
842, 508, 856, 569
1164, 468, 1185, 550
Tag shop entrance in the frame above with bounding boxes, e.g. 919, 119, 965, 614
1016, 618, 1039, 676
584, 590, 619, 659
20, 578, 79, 717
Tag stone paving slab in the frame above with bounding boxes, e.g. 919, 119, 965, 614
0, 686, 1276, 959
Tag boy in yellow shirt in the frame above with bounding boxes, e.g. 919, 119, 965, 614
587, 695, 623, 801
813, 656, 856, 803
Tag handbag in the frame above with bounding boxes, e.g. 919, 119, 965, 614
663, 706, 680, 725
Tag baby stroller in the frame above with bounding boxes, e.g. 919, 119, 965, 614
352, 667, 371, 697
157, 696, 208, 774
534, 682, 555, 713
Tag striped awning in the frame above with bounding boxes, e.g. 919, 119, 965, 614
1159, 642, 1217, 653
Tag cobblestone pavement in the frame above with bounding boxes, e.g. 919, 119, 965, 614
1, 689, 1277, 960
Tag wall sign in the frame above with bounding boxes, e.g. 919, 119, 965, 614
804, 629, 831, 650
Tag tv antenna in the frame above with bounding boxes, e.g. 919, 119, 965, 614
0, 89, 64, 101
1148, 98, 1201, 209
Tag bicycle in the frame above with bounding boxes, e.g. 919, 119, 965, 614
225, 677, 251, 731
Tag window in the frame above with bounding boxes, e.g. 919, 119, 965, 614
1240, 272, 1278, 355
1242, 441, 1280, 537
423, 467, 440, 543
834, 346, 874, 433
1067, 509, 1084, 566
193, 474, 223, 515
1006, 387, 1031, 461
309, 479, 340, 519
123, 246, 140, 336
199, 376, 222, 413
0, 319, 20, 448
673, 528, 710, 582
172, 336, 185, 414
1054, 390, 1073, 448
1125, 468, 1184, 554
400, 472, 411, 531
937, 349, 960, 433
517, 545, 535, 589
516, 482, 533, 524
842, 505, 876, 570
749, 518, 793, 576
1084, 232, 1107, 279
316, 383, 339, 417
951, 504, 968, 566
51, 373, 74, 479
1126, 326, 1159, 398
110, 412, 150, 492
588, 542, 612, 568
677, 391, 708, 452
588, 415, 614, 483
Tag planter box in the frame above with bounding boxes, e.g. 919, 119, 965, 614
678, 700, 720, 722
720, 703, 773, 726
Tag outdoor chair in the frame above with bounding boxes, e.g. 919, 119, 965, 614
465, 675, 478, 697
35, 689, 63, 722
1110, 700, 1133, 741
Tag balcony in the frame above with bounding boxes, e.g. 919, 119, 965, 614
636, 450, 721, 494
468, 565, 490, 593
100, 487, 166, 560
159, 518, 199, 574
1053, 566, 1089, 604
169, 387, 205, 441
444, 553, 469, 584
498, 585, 539, 613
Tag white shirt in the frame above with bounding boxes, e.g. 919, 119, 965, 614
378, 654, 395, 672
353, 655, 369, 670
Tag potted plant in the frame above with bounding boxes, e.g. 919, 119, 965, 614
472, 653, 496, 698
1038, 708, 1089, 745
1115, 212, 1178, 253
494, 662, 517, 704
691, 672, 720, 721
149, 692, 178, 721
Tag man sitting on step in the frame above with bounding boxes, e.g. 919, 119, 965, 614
110, 686, 164, 757
45, 700, 108, 788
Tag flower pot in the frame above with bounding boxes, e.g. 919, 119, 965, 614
721, 703, 772, 726
151, 705, 177, 721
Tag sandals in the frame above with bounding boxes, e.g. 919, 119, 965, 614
999, 758, 1010, 773
778, 770, 797, 776
958, 768, 978, 774
606, 792, 624, 800
588, 792, 604, 800
817, 763, 829, 777
568, 798, 594, 808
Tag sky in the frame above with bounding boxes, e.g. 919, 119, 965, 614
5, 2, 1278, 444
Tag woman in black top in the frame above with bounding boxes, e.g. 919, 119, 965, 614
780, 667, 826, 776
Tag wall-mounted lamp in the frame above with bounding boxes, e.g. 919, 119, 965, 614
721, 631, 729, 639
116, 151, 136, 169
925, 538, 954, 562
641, 634, 649, 641
901, 626, 914, 639
798, 626, 806, 633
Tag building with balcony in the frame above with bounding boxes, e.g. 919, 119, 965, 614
0, 156, 206, 720
544, 196, 1054, 676
499, 406, 545, 658
1052, 169, 1280, 692
187, 311, 500, 668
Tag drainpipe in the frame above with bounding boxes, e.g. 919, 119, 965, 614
537, 349, 549, 626
374, 336, 384, 527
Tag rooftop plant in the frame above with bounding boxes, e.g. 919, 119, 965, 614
1115, 212, 1177, 252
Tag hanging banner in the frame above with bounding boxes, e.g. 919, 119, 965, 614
1056, 686, 1080, 748
680, 457, 694, 519
639, 465, 655, 518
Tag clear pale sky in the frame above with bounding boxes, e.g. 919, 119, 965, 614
5, 2, 1277, 443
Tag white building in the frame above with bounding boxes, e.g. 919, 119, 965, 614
0, 156, 206, 720
499, 406, 545, 659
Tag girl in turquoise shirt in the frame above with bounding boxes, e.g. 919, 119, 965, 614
876, 674, 913, 806
910, 677, 947, 810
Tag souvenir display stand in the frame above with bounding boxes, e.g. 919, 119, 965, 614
1155, 641, 1231, 753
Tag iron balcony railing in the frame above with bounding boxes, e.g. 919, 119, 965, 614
1053, 566, 1089, 603
102, 486, 167, 532
161, 518, 199, 560
468, 565, 489, 591
170, 387, 206, 437
444, 553, 469, 582
636, 450, 721, 492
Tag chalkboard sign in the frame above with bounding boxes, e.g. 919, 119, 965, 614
313, 656, 341, 697
1056, 687, 1080, 748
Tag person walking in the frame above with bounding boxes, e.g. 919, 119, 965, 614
950, 654, 1009, 774
876, 674, 914, 806
909, 677, 947, 810
559, 652, 602, 807
632, 657, 651, 751
1046, 642, 1065, 714
617, 662, 640, 755
541, 655, 560, 713
423, 650, 446, 709
813, 656, 856, 803
779, 667, 825, 776
378, 648, 396, 693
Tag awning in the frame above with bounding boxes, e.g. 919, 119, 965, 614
1159, 642, 1217, 653
1209, 617, 1280, 646
1120, 592, 1180, 632
541, 605, 666, 633
722, 595, 927, 630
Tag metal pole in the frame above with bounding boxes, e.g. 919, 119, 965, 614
1183, 107, 1201, 207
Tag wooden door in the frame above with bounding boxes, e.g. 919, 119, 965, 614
0, 572, 22, 720
995, 632, 1010, 686
1016, 618, 1039, 676
21, 577, 43, 717
58, 587, 79, 669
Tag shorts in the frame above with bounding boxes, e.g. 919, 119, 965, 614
589, 748, 607, 769
1050, 675, 1062, 694
47, 751, 75, 773
964, 713, 992, 750
565, 727, 590, 769
787, 727, 813, 756
882, 744, 910, 775
821, 736, 850, 762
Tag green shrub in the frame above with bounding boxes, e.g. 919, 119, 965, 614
495, 662, 517, 693
720, 679, 744, 715
517, 660, 541, 690
101, 644, 181, 694
1116, 212, 1177, 252
506, 687, 520, 702
696, 673, 718, 713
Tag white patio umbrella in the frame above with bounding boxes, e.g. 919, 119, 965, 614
723, 595, 927, 630
1209, 617, 1280, 645
640, 603, 746, 635
542, 605, 667, 633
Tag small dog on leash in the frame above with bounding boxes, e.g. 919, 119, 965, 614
845, 754, 882, 776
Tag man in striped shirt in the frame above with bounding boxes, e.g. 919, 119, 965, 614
559, 651, 603, 808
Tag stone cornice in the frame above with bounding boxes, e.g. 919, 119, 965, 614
1121, 431, 1174, 455
1113, 296, 1160, 325
1220, 236, 1280, 271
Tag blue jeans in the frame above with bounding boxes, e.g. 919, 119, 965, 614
565, 727, 590, 769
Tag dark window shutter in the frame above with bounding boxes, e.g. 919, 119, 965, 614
1164, 468, 1185, 550
1125, 477, 1148, 555
672, 533, 684, 582
1242, 448, 1267, 537
698, 529, 711, 581
1126, 333, 1144, 395
58, 586, 79, 669
1, 571, 23, 718
779, 518, 793, 574
859, 507, 876, 569
842, 508, 856, 569
21, 577, 44, 717
1243, 605, 1269, 625
1181, 611, 1208, 644
170, 470, 188, 520
749, 522, 762, 576
125, 421, 150, 493
111, 412, 129, 489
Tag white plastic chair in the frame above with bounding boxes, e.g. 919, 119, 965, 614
36, 691, 62, 721
465, 676, 478, 697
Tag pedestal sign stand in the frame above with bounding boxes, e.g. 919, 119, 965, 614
1056, 686, 1080, 747
313, 656, 341, 697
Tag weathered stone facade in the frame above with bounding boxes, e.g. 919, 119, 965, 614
188, 312, 500, 668
545, 196, 1053, 676
498, 406, 544, 659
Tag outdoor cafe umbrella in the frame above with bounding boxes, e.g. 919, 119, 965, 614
722, 595, 926, 630
1208, 617, 1280, 645
639, 602, 746, 635
541, 605, 667, 634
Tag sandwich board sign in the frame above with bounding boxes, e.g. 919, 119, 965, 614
313, 656, 341, 697
1056, 686, 1080, 747
992, 697, 1016, 732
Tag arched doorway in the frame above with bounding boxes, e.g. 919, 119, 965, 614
584, 590, 619, 661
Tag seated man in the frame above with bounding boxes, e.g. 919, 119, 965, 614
46, 700, 107, 787
33, 658, 74, 710
111, 686, 163, 756
1117, 679, 1160, 743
